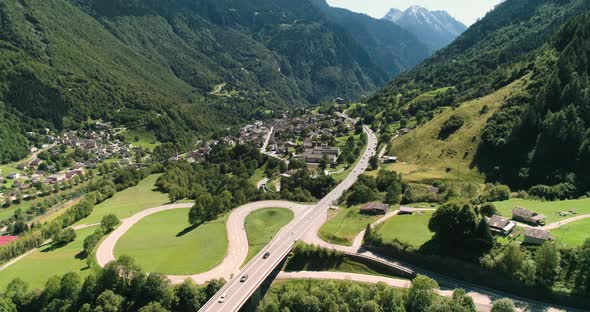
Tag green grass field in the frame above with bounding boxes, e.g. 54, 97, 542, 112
244, 208, 294, 264
319, 206, 382, 246
493, 198, 590, 224
0, 227, 95, 290
387, 78, 528, 184
74, 174, 169, 226
114, 208, 227, 275
122, 129, 160, 150
551, 218, 590, 248
376, 211, 434, 247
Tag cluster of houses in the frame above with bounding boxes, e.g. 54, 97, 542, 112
297, 139, 341, 164
1, 123, 141, 201
486, 207, 555, 245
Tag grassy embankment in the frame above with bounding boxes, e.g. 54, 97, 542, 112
384, 78, 528, 185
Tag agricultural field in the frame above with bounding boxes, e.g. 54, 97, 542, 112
114, 208, 228, 275
122, 129, 160, 151
493, 198, 590, 224
387, 78, 528, 185
74, 174, 169, 226
551, 218, 590, 248
376, 211, 434, 247
319, 205, 382, 246
0, 227, 95, 290
244, 208, 294, 263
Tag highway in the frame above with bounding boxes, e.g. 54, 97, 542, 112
199, 125, 378, 312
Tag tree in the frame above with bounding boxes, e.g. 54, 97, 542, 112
428, 202, 478, 249
491, 299, 515, 312
384, 185, 402, 205
479, 203, 498, 217
369, 155, 379, 170
406, 275, 438, 312
575, 239, 590, 295
139, 302, 170, 312
361, 300, 382, 312
83, 229, 104, 255
173, 280, 206, 312
58, 272, 82, 301
94, 290, 124, 312
12, 221, 28, 235
535, 243, 561, 288
0, 297, 17, 312
53, 228, 76, 246
100, 214, 119, 233
496, 244, 525, 277
4, 278, 29, 307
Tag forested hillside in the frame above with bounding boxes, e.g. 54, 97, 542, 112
358, 0, 590, 195
0, 0, 430, 163
478, 12, 590, 193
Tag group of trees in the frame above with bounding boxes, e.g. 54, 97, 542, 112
476, 12, 590, 195
427, 202, 494, 256
156, 144, 264, 225
280, 169, 336, 202
345, 171, 405, 206
0, 257, 223, 312
258, 273, 516, 312
481, 239, 590, 294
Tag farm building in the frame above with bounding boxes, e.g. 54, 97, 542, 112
360, 202, 389, 215
512, 207, 546, 225
523, 228, 553, 245
487, 215, 516, 236
398, 207, 415, 215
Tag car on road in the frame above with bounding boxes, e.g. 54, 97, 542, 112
218, 294, 227, 303
240, 275, 249, 282
263, 252, 270, 259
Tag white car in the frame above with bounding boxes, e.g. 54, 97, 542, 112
218, 294, 227, 303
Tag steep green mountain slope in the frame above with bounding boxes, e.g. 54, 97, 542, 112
357, 0, 590, 194
478, 12, 590, 193
0, 0, 431, 163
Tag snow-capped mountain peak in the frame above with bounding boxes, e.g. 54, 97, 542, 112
382, 5, 467, 52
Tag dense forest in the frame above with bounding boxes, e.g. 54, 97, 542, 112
0, 0, 430, 163
356, 0, 590, 194
0, 257, 223, 312
477, 12, 590, 192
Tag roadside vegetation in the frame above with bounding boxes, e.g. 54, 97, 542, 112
259, 275, 511, 312
319, 205, 381, 246
73, 174, 168, 226
244, 208, 294, 264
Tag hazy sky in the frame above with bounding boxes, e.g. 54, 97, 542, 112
326, 0, 504, 25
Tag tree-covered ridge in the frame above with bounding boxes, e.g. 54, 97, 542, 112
358, 0, 590, 194
477, 12, 590, 193
0, 0, 431, 163
370, 0, 590, 107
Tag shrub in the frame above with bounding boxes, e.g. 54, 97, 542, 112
438, 115, 464, 139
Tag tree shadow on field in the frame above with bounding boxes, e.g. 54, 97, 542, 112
41, 242, 67, 253
176, 224, 199, 237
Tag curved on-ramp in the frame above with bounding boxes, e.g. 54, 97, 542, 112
95, 200, 312, 284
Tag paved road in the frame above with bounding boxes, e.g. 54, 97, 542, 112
543, 214, 590, 230
95, 201, 311, 284
302, 213, 580, 312
260, 126, 274, 153
276, 271, 500, 312
199, 125, 379, 312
